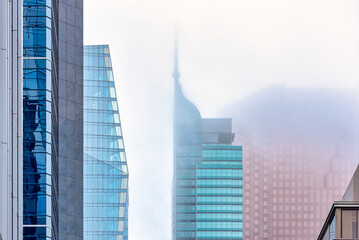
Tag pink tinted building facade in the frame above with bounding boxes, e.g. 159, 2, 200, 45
222, 86, 359, 239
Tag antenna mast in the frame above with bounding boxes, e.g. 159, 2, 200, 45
173, 22, 180, 84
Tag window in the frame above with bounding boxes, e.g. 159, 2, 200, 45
329, 216, 335, 240
342, 210, 358, 238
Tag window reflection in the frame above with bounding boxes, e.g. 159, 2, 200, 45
23, 96, 42, 238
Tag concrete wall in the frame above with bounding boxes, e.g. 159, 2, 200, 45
57, 0, 84, 239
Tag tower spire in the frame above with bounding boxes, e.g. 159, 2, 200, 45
173, 22, 180, 85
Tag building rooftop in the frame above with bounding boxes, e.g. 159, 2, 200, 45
317, 165, 359, 240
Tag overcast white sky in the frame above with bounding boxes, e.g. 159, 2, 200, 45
84, 1, 359, 239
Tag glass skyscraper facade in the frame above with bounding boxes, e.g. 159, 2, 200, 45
23, 0, 57, 238
196, 144, 243, 239
83, 45, 129, 240
0, 0, 83, 238
173, 74, 202, 240
22, 0, 84, 238
173, 43, 243, 239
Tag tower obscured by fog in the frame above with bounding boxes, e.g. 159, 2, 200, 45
173, 34, 243, 239
173, 83, 244, 240
221, 85, 359, 240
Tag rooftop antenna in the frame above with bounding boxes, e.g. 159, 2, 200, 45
173, 22, 180, 85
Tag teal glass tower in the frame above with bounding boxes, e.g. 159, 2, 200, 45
172, 35, 243, 239
197, 148, 243, 238
83, 45, 129, 240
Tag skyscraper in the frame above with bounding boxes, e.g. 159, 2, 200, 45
22, 0, 83, 238
173, 36, 243, 240
197, 119, 243, 239
83, 45, 129, 240
0, 0, 23, 239
221, 86, 359, 239
1, 0, 83, 238
56, 0, 84, 238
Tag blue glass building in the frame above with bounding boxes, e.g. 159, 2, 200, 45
83, 45, 129, 240
197, 121, 243, 239
173, 38, 243, 240
22, 0, 84, 238
23, 0, 56, 238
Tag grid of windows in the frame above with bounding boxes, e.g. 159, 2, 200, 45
173, 82, 243, 240
173, 82, 202, 240
83, 45, 129, 240
23, 0, 55, 238
196, 145, 243, 239
319, 208, 359, 240
232, 88, 359, 240
241, 134, 358, 240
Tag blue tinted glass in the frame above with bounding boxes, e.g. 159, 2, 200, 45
174, 88, 243, 239
23, 0, 53, 238
83, 45, 129, 240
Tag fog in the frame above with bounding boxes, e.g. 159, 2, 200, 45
84, 1, 359, 239
220, 86, 359, 238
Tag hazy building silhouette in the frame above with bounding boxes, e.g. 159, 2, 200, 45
173, 34, 243, 239
221, 85, 359, 240
83, 45, 129, 240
